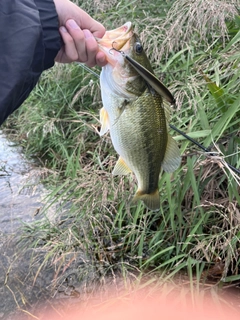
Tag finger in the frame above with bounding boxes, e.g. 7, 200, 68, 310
88, 20, 106, 39
96, 51, 107, 67
59, 26, 78, 62
82, 29, 99, 67
65, 19, 87, 62
73, 9, 106, 38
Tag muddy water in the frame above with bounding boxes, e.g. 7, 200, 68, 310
0, 132, 89, 319
0, 132, 57, 319
0, 131, 44, 234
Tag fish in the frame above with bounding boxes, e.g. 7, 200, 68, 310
97, 22, 181, 210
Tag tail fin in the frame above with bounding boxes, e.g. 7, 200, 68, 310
133, 189, 160, 211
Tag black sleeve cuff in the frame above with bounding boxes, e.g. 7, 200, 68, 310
34, 0, 61, 70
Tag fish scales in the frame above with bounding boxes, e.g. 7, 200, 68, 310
111, 89, 167, 194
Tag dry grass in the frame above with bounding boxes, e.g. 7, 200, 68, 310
159, 0, 239, 56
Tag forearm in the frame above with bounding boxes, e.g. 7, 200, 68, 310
34, 0, 62, 69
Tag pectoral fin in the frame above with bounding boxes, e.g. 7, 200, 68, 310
99, 107, 110, 136
112, 157, 132, 176
162, 135, 181, 173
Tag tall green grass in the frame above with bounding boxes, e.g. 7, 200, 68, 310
4, 0, 240, 294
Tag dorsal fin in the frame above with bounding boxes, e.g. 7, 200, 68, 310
162, 134, 181, 173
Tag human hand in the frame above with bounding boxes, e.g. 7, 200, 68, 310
53, 0, 107, 67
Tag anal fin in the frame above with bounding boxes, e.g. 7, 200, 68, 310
112, 157, 132, 176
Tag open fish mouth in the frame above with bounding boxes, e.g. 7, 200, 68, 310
97, 21, 133, 53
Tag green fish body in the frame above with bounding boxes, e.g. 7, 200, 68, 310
97, 22, 181, 210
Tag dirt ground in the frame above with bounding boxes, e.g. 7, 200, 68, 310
0, 232, 92, 320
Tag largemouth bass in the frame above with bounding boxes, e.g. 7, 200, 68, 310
97, 22, 181, 210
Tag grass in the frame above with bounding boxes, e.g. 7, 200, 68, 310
3, 0, 240, 303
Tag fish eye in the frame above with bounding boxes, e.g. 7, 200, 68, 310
135, 42, 143, 54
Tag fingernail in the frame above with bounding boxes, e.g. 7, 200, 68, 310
60, 26, 67, 33
67, 19, 80, 30
83, 29, 93, 39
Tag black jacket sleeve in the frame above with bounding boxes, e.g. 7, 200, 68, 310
0, 0, 61, 126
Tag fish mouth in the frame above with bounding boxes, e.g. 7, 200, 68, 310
97, 22, 133, 63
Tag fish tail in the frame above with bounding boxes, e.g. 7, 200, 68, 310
133, 189, 160, 211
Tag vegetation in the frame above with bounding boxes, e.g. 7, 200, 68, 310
4, 0, 240, 298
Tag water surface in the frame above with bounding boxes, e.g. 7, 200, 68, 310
0, 131, 43, 233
